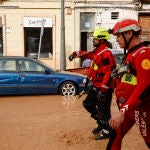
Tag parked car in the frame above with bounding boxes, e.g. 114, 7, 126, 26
0, 56, 87, 96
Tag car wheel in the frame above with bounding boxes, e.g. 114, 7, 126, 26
59, 81, 77, 96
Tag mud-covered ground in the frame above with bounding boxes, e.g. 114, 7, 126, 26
0, 95, 148, 150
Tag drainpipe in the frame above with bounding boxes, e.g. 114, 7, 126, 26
60, 0, 66, 70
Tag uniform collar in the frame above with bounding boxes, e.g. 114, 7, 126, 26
96, 43, 107, 52
122, 42, 145, 63
127, 42, 145, 54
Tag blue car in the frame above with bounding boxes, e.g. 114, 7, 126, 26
0, 56, 87, 96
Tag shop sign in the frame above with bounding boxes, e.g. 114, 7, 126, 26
23, 17, 52, 27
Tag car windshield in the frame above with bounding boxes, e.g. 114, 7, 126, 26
36, 59, 58, 72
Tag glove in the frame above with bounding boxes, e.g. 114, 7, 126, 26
96, 88, 106, 102
68, 51, 78, 61
111, 68, 118, 78
69, 54, 74, 61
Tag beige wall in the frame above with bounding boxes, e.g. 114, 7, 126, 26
0, 1, 79, 70
1, 11, 58, 68
0, 0, 147, 70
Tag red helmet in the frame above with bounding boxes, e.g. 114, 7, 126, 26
112, 18, 141, 35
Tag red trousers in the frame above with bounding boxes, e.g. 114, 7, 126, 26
108, 100, 150, 150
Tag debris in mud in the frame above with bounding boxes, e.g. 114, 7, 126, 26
53, 129, 93, 145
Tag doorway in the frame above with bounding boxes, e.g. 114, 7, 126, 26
80, 13, 95, 66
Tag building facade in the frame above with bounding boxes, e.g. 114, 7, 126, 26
0, 0, 150, 70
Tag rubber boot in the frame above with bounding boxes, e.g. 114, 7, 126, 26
92, 125, 102, 135
95, 129, 109, 140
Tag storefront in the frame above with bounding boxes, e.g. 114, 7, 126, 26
0, 8, 57, 69
23, 17, 53, 59
0, 0, 149, 70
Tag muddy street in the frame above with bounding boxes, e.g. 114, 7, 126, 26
0, 95, 147, 150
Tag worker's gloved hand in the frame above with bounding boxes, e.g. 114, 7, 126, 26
69, 51, 78, 61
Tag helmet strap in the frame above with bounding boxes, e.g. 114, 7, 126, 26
122, 32, 134, 55
122, 33, 127, 55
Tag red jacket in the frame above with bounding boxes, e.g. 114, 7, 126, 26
78, 43, 116, 89
115, 43, 150, 115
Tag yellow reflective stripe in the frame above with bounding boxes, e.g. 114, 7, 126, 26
93, 63, 98, 70
121, 74, 137, 85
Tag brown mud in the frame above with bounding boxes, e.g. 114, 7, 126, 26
0, 95, 147, 150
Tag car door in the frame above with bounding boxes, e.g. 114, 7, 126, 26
0, 58, 19, 94
18, 59, 55, 94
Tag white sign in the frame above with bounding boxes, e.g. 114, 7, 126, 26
85, 22, 90, 28
23, 17, 52, 27
6, 27, 11, 33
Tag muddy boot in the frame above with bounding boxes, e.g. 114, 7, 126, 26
95, 129, 109, 140
92, 125, 102, 135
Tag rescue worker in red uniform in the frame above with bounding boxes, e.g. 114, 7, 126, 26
106, 19, 150, 150
69, 27, 116, 140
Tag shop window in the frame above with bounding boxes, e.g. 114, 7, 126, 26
24, 27, 53, 59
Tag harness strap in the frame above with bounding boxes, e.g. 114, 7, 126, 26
132, 46, 150, 57
97, 49, 110, 56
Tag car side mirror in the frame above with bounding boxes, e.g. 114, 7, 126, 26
45, 69, 51, 74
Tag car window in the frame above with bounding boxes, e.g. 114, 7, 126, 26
0, 59, 17, 71
19, 60, 45, 72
